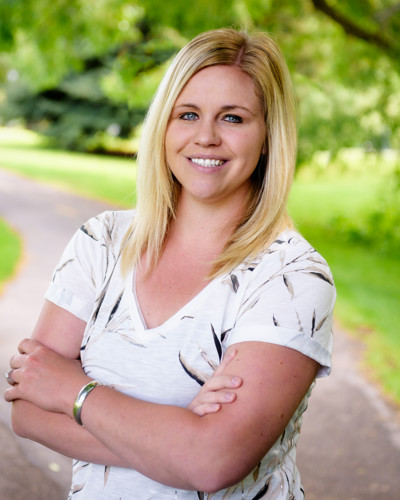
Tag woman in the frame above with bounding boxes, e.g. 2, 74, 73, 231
4, 28, 335, 498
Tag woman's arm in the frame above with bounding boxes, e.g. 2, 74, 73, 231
9, 301, 240, 466
6, 326, 318, 492
9, 300, 131, 466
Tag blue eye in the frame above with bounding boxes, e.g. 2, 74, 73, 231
224, 114, 242, 123
179, 112, 198, 121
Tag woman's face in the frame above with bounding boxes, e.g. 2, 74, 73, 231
165, 65, 266, 208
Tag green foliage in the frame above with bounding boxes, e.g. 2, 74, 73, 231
304, 149, 400, 256
288, 150, 400, 403
1, 0, 400, 156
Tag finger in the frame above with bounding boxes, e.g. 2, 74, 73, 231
193, 389, 237, 408
191, 403, 221, 417
9, 353, 26, 370
4, 385, 19, 402
18, 338, 40, 355
213, 349, 237, 376
203, 374, 242, 392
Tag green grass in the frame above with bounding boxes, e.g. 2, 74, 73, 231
0, 127, 137, 207
0, 218, 22, 292
289, 158, 400, 404
1, 127, 399, 404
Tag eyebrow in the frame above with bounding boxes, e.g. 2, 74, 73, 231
174, 103, 255, 115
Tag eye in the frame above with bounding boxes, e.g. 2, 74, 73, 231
223, 114, 242, 124
179, 112, 199, 121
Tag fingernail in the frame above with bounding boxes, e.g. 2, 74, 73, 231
232, 376, 241, 386
224, 392, 234, 401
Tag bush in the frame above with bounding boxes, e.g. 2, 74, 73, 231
329, 183, 400, 256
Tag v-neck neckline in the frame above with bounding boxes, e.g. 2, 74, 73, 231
126, 268, 219, 335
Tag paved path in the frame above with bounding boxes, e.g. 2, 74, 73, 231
0, 167, 400, 499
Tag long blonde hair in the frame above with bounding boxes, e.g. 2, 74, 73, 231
121, 28, 297, 277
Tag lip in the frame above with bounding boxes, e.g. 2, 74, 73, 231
187, 154, 227, 161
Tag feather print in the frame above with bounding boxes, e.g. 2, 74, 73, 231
104, 465, 111, 486
197, 492, 205, 500
279, 249, 285, 266
311, 309, 316, 337
114, 332, 146, 348
220, 328, 232, 343
296, 310, 304, 333
305, 270, 334, 286
199, 347, 218, 370
72, 462, 89, 474
253, 462, 261, 482
282, 274, 295, 299
251, 479, 270, 499
106, 292, 123, 325
80, 223, 98, 241
273, 314, 279, 326
211, 324, 222, 361
53, 257, 74, 277
178, 352, 207, 386
316, 315, 328, 331
238, 296, 260, 318
230, 273, 239, 293
307, 254, 330, 266
71, 483, 85, 495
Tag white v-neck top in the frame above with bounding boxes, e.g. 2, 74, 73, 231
45, 210, 335, 500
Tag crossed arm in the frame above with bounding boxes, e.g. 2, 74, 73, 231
5, 300, 318, 492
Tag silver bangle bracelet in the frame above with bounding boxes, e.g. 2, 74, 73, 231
73, 380, 102, 426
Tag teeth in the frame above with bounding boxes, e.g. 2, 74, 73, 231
191, 158, 224, 168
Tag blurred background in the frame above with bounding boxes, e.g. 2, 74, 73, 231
0, 0, 399, 454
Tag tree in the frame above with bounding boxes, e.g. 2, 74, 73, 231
0, 0, 399, 159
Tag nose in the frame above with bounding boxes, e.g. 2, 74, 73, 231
194, 118, 221, 147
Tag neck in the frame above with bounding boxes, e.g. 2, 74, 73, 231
171, 191, 248, 249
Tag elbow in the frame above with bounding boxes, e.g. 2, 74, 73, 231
188, 451, 257, 493
192, 467, 248, 494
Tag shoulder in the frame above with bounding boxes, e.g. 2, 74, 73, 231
80, 210, 135, 239
227, 229, 335, 377
248, 229, 334, 286
78, 210, 136, 249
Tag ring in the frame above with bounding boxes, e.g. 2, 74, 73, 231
5, 370, 16, 386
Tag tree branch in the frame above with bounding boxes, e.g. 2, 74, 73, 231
311, 0, 393, 51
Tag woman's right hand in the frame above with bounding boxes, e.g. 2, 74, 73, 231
187, 349, 242, 416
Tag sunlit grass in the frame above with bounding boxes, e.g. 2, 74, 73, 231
0, 127, 136, 207
0, 218, 22, 293
289, 156, 400, 404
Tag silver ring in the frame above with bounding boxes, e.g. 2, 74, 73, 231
5, 370, 16, 386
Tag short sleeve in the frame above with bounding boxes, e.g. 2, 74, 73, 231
45, 214, 108, 322
226, 233, 336, 377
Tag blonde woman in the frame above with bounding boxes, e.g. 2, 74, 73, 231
5, 28, 335, 499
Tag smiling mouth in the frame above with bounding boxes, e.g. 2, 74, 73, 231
190, 158, 226, 168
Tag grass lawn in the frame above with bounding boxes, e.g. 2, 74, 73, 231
1, 127, 399, 404
289, 160, 400, 404
0, 218, 22, 293
0, 127, 137, 207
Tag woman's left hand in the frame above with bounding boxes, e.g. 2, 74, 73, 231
4, 338, 90, 416
187, 349, 242, 416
